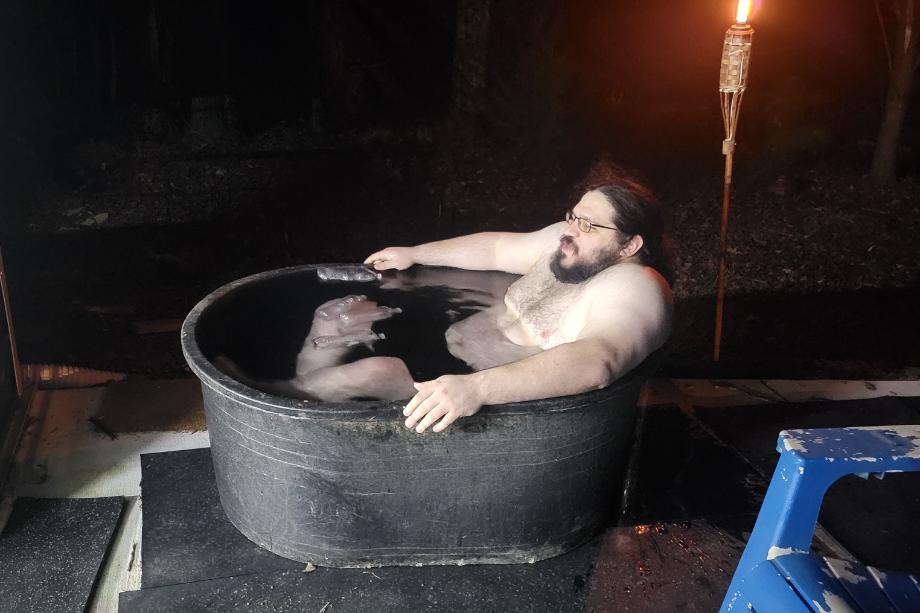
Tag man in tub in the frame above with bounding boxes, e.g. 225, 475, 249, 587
365, 173, 673, 434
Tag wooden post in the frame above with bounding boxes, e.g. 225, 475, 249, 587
714, 144, 734, 362
0, 249, 22, 397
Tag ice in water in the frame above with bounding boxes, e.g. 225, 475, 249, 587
317, 265, 381, 282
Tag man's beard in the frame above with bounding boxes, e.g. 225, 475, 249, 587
549, 236, 621, 284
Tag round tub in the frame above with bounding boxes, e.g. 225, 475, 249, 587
181, 264, 651, 568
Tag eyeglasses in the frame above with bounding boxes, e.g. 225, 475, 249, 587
565, 210, 618, 233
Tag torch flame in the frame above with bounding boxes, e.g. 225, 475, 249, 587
736, 0, 751, 24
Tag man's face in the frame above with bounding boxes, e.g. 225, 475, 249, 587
550, 190, 625, 284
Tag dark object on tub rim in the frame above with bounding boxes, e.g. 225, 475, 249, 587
181, 264, 655, 568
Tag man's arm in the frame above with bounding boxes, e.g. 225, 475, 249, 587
364, 222, 564, 275
403, 266, 672, 432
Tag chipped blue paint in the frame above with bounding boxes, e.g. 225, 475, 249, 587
720, 425, 920, 612
779, 426, 920, 462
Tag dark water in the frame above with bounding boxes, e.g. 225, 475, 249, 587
196, 266, 518, 382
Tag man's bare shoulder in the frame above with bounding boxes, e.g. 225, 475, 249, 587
585, 262, 673, 305
579, 263, 673, 352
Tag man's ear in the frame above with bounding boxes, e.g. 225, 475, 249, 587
619, 234, 644, 258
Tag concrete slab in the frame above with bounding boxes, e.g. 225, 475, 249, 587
88, 496, 143, 613
2, 386, 210, 613
12, 388, 209, 499
661, 378, 920, 407
96, 376, 206, 433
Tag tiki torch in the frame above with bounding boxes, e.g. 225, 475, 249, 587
713, 0, 753, 361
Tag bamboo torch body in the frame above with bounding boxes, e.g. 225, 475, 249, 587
714, 19, 753, 361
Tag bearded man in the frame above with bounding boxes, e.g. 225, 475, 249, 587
364, 175, 673, 434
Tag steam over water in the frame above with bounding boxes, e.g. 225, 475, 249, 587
196, 266, 522, 382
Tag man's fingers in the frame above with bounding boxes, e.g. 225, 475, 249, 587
366, 257, 394, 271
432, 411, 459, 433
363, 251, 384, 265
401, 375, 477, 433
403, 393, 421, 417
403, 384, 433, 416
364, 249, 395, 269
414, 404, 450, 433
405, 393, 439, 428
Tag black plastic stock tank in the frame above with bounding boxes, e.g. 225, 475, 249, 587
181, 264, 649, 568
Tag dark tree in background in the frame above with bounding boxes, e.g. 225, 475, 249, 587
872, 0, 920, 184
1, 0, 917, 218
451, 0, 490, 120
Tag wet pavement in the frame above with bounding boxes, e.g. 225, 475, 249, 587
695, 395, 920, 573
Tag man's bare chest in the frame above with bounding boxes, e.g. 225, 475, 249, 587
502, 264, 587, 347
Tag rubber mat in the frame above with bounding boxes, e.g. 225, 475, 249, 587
0, 496, 124, 613
123, 539, 600, 613
128, 409, 765, 611
139, 447, 301, 588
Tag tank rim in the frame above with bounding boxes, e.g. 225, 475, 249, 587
181, 264, 652, 419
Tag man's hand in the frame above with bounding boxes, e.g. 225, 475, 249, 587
364, 247, 416, 271
403, 374, 484, 433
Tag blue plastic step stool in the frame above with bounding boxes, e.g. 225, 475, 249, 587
721, 425, 920, 612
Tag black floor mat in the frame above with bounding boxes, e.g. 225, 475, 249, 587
129, 407, 764, 611
139, 448, 301, 588
0, 496, 124, 613
695, 395, 920, 573
122, 541, 601, 613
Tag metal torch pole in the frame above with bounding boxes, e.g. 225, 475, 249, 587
714, 23, 752, 361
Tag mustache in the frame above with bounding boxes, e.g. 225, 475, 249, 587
559, 235, 577, 252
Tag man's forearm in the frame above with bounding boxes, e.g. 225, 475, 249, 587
469, 339, 623, 405
412, 232, 504, 271
402, 338, 634, 433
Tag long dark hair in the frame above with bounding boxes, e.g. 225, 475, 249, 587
590, 178, 673, 286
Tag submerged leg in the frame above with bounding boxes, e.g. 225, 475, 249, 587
213, 354, 317, 400
214, 354, 414, 402
294, 357, 416, 402
213, 294, 411, 402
